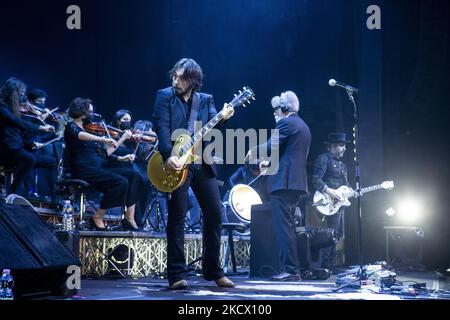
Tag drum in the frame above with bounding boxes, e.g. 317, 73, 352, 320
228, 184, 263, 223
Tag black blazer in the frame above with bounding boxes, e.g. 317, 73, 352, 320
264, 113, 311, 194
152, 87, 221, 177
0, 102, 40, 151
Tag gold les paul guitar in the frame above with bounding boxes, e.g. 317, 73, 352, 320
147, 87, 255, 193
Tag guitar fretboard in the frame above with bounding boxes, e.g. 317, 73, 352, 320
181, 112, 224, 154
178, 87, 254, 156
361, 185, 383, 194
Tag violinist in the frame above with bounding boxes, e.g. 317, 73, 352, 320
27, 88, 64, 152
27, 88, 47, 111
111, 111, 157, 162
64, 98, 141, 231
109, 109, 135, 156
26, 88, 65, 126
133, 120, 157, 164
0, 78, 56, 198
107, 110, 156, 229
21, 88, 61, 201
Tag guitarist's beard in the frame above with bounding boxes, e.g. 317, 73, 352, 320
173, 85, 192, 99
331, 150, 344, 158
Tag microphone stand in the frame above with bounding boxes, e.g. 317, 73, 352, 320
333, 89, 368, 292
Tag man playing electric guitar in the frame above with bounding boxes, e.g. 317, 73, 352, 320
152, 58, 235, 290
312, 132, 351, 272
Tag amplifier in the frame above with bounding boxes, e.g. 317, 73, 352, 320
250, 204, 337, 277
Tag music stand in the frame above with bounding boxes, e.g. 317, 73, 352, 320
334, 89, 368, 292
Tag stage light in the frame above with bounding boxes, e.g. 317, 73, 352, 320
385, 207, 396, 217
106, 244, 134, 276
398, 198, 422, 223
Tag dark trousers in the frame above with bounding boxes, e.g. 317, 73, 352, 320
322, 209, 344, 268
131, 161, 154, 228
2, 148, 57, 199
166, 164, 224, 285
23, 144, 60, 200
73, 166, 129, 210
270, 190, 302, 275
106, 166, 140, 208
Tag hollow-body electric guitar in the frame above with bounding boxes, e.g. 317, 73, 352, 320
313, 181, 394, 216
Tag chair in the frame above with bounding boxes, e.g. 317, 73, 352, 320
55, 146, 92, 228
56, 147, 124, 229
222, 223, 248, 274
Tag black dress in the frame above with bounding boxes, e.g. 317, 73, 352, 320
64, 122, 139, 210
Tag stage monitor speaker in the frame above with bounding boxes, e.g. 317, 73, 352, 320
250, 203, 337, 277
250, 204, 280, 277
0, 202, 80, 299
384, 226, 424, 269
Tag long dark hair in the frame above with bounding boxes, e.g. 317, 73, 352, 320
168, 58, 203, 92
0, 77, 27, 116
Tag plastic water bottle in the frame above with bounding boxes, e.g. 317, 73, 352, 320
62, 200, 74, 231
0, 269, 14, 300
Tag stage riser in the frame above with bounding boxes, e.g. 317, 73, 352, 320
80, 235, 250, 277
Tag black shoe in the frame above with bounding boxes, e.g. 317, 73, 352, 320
90, 217, 108, 231
270, 272, 301, 281
169, 279, 188, 290
122, 218, 139, 231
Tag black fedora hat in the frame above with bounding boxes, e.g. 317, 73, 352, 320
324, 133, 351, 144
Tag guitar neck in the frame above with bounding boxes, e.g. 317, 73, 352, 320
179, 86, 254, 156
360, 184, 384, 194
183, 112, 225, 152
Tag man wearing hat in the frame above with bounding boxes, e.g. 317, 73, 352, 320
312, 132, 351, 272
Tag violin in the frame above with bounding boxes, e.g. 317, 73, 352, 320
128, 129, 158, 143
83, 121, 122, 139
19, 102, 47, 124
20, 101, 65, 125
83, 120, 157, 142
36, 106, 65, 124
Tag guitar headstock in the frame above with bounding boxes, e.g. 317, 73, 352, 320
229, 86, 255, 109
381, 181, 394, 190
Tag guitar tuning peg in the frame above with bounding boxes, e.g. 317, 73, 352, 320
252, 97, 256, 100
242, 103, 246, 107
239, 90, 242, 94
234, 94, 237, 97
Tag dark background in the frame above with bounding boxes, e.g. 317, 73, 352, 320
1, 0, 448, 270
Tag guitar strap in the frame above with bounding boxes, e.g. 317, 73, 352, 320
188, 92, 200, 135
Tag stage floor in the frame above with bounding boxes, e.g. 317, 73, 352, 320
60, 270, 449, 300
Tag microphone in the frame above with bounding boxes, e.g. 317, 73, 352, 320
329, 79, 359, 94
